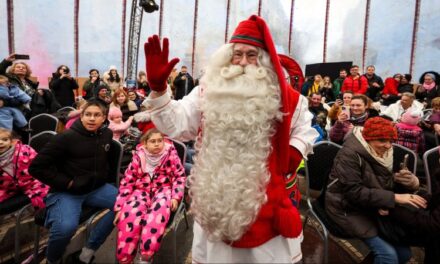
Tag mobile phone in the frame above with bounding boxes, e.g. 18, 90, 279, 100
341, 106, 350, 119
400, 154, 409, 170
14, 54, 30, 60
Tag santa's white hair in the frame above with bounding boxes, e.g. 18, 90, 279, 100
188, 43, 283, 242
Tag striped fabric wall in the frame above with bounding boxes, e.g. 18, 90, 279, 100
1, 0, 439, 87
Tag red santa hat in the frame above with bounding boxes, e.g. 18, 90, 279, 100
278, 54, 305, 92
230, 15, 299, 174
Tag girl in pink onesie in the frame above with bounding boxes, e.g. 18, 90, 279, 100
0, 128, 49, 209
113, 128, 186, 263
108, 107, 134, 141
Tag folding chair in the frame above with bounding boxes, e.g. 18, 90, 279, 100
29, 131, 57, 153
423, 146, 440, 195
392, 143, 417, 175
57, 106, 76, 113
0, 194, 33, 263
304, 141, 349, 264
28, 113, 59, 142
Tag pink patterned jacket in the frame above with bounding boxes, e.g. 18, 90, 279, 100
0, 141, 49, 209
114, 141, 186, 212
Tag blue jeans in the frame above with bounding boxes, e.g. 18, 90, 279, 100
44, 183, 117, 262
363, 236, 412, 264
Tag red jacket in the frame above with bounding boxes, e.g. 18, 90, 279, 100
341, 75, 368, 94
382, 77, 399, 95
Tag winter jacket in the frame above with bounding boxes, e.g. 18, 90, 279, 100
364, 73, 384, 100
114, 142, 186, 212
382, 78, 399, 96
395, 123, 424, 154
341, 75, 368, 95
110, 101, 138, 122
29, 89, 61, 117
0, 141, 49, 209
329, 111, 374, 144
0, 84, 31, 107
332, 77, 345, 98
29, 119, 113, 194
325, 134, 405, 238
109, 118, 133, 141
49, 75, 78, 107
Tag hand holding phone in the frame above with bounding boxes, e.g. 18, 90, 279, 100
400, 154, 409, 170
341, 106, 350, 119
14, 54, 30, 60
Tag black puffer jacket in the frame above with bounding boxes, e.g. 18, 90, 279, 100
29, 119, 113, 194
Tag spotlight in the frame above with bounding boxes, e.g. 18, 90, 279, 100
139, 0, 159, 13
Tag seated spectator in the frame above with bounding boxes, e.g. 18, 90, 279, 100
110, 89, 138, 122
29, 87, 61, 117
0, 54, 38, 97
127, 89, 143, 109
332, 69, 347, 99
103, 66, 123, 94
108, 107, 133, 141
92, 84, 112, 106
0, 75, 30, 130
398, 74, 414, 94
328, 91, 353, 124
0, 128, 48, 209
364, 65, 384, 101
341, 65, 368, 95
137, 70, 150, 96
302, 74, 322, 96
382, 92, 424, 122
387, 165, 440, 263
415, 71, 440, 107
395, 109, 424, 154
49, 65, 78, 107
113, 128, 186, 264
329, 94, 377, 144
319, 76, 335, 102
308, 93, 328, 117
82, 69, 104, 100
381, 74, 401, 106
29, 101, 117, 264
64, 99, 88, 130
326, 117, 426, 264
421, 97, 440, 150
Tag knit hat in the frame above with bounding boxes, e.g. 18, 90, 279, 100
109, 65, 117, 71
362, 117, 397, 141
108, 107, 122, 120
400, 109, 422, 126
229, 15, 299, 172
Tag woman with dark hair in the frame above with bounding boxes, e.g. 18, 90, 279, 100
398, 74, 414, 94
0, 54, 38, 97
82, 69, 105, 100
49, 65, 78, 107
103, 66, 123, 93
110, 88, 138, 121
415, 71, 440, 107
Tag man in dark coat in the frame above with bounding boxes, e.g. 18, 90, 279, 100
173, 65, 195, 100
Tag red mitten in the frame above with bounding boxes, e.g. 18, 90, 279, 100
144, 35, 180, 92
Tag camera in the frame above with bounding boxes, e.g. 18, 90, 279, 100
63, 68, 70, 74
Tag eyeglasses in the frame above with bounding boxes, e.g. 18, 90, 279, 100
83, 112, 104, 118
232, 51, 259, 62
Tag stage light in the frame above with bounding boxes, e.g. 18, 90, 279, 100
139, 0, 159, 13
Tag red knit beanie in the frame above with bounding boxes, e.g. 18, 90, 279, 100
362, 117, 397, 141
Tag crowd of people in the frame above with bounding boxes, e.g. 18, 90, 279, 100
0, 14, 439, 264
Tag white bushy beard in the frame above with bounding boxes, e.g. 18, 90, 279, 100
189, 44, 283, 242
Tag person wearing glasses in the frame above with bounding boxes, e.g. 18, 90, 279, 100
29, 100, 117, 264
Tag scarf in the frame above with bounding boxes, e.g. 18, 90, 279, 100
139, 143, 170, 176
0, 145, 15, 176
423, 82, 436, 92
350, 111, 369, 126
353, 127, 393, 172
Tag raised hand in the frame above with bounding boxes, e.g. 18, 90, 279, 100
144, 35, 180, 92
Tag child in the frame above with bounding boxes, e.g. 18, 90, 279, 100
395, 109, 425, 154
0, 128, 48, 209
108, 107, 134, 141
113, 128, 186, 264
0, 75, 30, 130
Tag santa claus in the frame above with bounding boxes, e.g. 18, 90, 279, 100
144, 15, 318, 263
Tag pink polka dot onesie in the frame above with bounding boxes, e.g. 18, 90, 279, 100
114, 141, 186, 263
